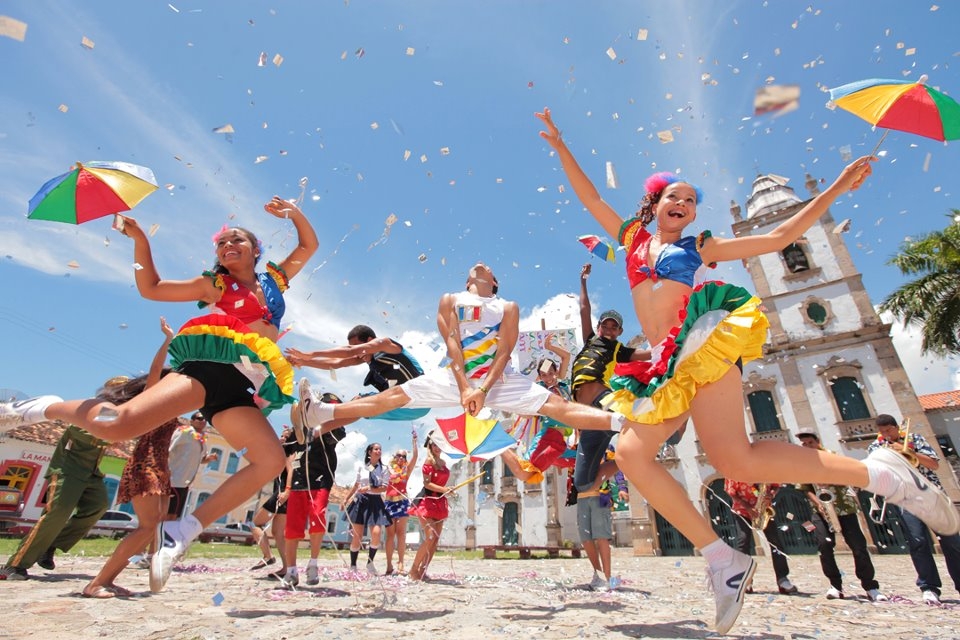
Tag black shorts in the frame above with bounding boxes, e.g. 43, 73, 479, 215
177, 361, 258, 424
260, 493, 287, 515
168, 486, 189, 517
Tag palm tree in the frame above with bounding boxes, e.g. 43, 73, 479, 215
880, 210, 960, 356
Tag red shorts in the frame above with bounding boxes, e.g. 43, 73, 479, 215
284, 488, 330, 540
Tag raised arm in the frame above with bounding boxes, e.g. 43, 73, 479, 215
284, 348, 356, 370
263, 196, 319, 281
700, 156, 874, 265
145, 316, 175, 389
536, 107, 625, 239
116, 215, 219, 304
579, 263, 594, 342
405, 431, 419, 475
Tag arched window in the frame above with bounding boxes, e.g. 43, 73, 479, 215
747, 390, 783, 432
830, 376, 870, 421
481, 460, 494, 484
782, 243, 810, 273
226, 452, 240, 474
208, 448, 223, 471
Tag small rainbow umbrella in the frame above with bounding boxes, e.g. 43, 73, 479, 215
828, 75, 960, 152
28, 160, 158, 224
430, 413, 516, 462
578, 234, 616, 263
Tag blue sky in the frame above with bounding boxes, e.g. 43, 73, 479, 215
2, 1, 958, 481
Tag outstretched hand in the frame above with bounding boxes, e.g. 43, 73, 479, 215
581, 263, 591, 280
535, 107, 563, 151
264, 196, 302, 220
833, 155, 874, 193
115, 214, 145, 240
284, 347, 308, 367
159, 316, 174, 340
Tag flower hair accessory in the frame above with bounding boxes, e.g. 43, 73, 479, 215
211, 224, 230, 245
644, 172, 704, 204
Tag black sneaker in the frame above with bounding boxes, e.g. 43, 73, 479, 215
0, 565, 28, 580
37, 548, 56, 571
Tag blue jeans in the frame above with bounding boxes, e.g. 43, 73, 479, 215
573, 429, 615, 491
898, 506, 960, 596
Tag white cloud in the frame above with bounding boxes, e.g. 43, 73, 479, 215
882, 310, 960, 395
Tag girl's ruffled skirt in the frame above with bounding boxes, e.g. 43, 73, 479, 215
168, 314, 294, 414
605, 281, 768, 424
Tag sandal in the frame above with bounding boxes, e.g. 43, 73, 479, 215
81, 585, 117, 599
106, 584, 136, 597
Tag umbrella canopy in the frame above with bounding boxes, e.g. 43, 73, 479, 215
28, 160, 159, 224
430, 413, 516, 462
578, 234, 616, 263
828, 76, 960, 142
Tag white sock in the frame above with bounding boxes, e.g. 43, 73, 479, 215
864, 462, 899, 497
701, 539, 735, 569
307, 558, 318, 567
610, 413, 626, 432
179, 514, 203, 542
305, 400, 335, 425
288, 566, 298, 576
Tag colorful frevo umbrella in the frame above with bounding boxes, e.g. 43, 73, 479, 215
28, 160, 158, 224
430, 413, 516, 462
578, 234, 616, 263
828, 75, 960, 153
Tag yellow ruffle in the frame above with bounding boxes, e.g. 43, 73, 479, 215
177, 322, 294, 397
604, 296, 768, 424
517, 459, 545, 484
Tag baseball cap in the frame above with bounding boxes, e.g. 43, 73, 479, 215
795, 430, 820, 442
598, 310, 623, 328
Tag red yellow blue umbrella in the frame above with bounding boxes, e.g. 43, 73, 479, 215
28, 160, 158, 224
578, 234, 616, 263
828, 75, 960, 151
430, 413, 516, 462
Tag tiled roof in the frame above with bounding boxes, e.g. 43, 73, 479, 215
918, 390, 960, 411
2, 418, 188, 459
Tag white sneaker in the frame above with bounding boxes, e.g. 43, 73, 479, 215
366, 561, 377, 576
0, 396, 62, 431
866, 588, 888, 602
306, 563, 319, 586
826, 586, 844, 599
922, 589, 941, 605
866, 447, 960, 536
292, 378, 312, 444
282, 570, 299, 589
589, 572, 606, 590
706, 549, 756, 635
150, 520, 190, 593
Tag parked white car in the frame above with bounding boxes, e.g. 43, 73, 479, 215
87, 510, 138, 538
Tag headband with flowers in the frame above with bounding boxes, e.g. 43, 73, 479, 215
211, 224, 265, 264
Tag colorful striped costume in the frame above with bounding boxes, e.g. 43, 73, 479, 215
167, 261, 294, 415
604, 219, 769, 424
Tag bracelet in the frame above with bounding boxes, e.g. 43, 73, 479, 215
479, 386, 489, 394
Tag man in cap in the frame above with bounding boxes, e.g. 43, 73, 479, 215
796, 429, 886, 601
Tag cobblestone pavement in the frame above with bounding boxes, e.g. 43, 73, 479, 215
1, 549, 957, 639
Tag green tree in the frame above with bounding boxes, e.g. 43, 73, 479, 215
880, 210, 960, 356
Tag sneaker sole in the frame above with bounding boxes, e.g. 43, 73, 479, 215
293, 379, 311, 445
715, 557, 757, 635
870, 447, 960, 536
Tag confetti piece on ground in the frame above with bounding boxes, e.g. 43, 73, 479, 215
212, 592, 225, 606
0, 15, 27, 41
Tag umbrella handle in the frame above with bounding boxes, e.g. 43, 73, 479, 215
868, 129, 889, 158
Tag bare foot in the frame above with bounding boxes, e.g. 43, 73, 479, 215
82, 584, 116, 599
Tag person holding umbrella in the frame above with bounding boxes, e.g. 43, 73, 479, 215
535, 106, 959, 634
0, 196, 318, 594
